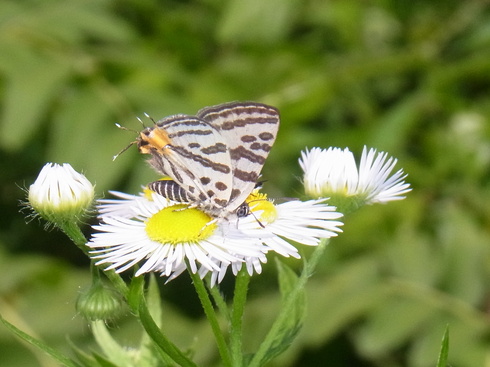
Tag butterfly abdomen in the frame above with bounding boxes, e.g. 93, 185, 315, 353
149, 180, 191, 203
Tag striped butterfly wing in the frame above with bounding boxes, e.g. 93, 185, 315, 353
138, 114, 233, 212
197, 102, 280, 212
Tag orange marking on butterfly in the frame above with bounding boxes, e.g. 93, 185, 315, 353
138, 129, 173, 155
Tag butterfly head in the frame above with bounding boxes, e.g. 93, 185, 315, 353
137, 127, 173, 156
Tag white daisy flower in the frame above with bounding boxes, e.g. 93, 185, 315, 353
28, 162, 94, 224
299, 146, 411, 211
96, 190, 152, 218
89, 188, 343, 285
88, 191, 265, 279
197, 190, 344, 286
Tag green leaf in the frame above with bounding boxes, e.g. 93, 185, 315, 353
0, 314, 81, 367
217, 0, 299, 44
367, 94, 424, 152
92, 353, 121, 367
303, 257, 383, 344
69, 337, 123, 367
436, 326, 449, 367
258, 260, 306, 365
355, 295, 435, 356
138, 297, 197, 367
68, 339, 101, 367
0, 49, 71, 151
278, 260, 306, 329
47, 84, 129, 191
90, 320, 134, 367
146, 275, 162, 328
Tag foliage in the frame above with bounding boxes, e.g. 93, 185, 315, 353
1, 0, 490, 366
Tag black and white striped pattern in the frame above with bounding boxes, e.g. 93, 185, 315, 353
138, 102, 279, 217
148, 180, 190, 203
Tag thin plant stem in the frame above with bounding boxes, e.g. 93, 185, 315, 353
58, 220, 90, 255
138, 296, 197, 367
188, 269, 232, 367
102, 268, 129, 299
89, 262, 129, 299
230, 267, 250, 367
206, 277, 231, 321
249, 239, 330, 367
60, 221, 129, 297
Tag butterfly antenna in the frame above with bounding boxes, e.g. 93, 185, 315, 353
249, 208, 265, 228
113, 123, 139, 161
144, 112, 157, 125
236, 199, 266, 228
136, 116, 146, 128
113, 141, 136, 161
115, 122, 139, 133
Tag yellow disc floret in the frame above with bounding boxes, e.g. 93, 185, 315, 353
145, 204, 217, 244
246, 190, 277, 225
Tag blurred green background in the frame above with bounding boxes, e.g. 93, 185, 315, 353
1, 0, 490, 366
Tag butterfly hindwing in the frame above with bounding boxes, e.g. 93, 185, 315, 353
197, 102, 280, 211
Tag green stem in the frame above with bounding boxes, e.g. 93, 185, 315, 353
249, 239, 329, 367
89, 262, 129, 299
58, 220, 90, 255
230, 267, 250, 367
188, 269, 232, 367
206, 278, 231, 321
59, 220, 130, 297
138, 296, 197, 367
102, 268, 129, 299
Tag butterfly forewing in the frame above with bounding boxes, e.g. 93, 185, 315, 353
138, 115, 233, 210
197, 102, 280, 211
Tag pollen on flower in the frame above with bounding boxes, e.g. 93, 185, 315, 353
142, 186, 155, 200
145, 204, 217, 244
246, 190, 277, 225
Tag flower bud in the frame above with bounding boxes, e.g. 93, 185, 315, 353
76, 282, 124, 321
28, 163, 94, 225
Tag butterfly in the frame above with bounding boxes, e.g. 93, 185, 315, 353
137, 101, 280, 219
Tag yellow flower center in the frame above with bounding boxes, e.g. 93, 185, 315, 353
246, 190, 277, 225
145, 204, 217, 244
